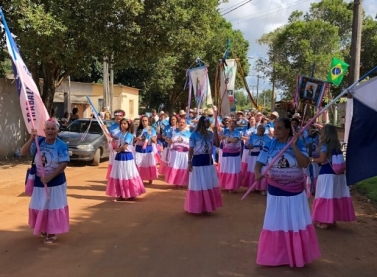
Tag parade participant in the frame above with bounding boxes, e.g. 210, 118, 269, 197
291, 118, 300, 132
135, 116, 158, 184
106, 118, 145, 201
241, 116, 257, 177
189, 108, 199, 132
255, 112, 263, 126
218, 119, 242, 192
155, 111, 169, 148
242, 124, 271, 191
21, 119, 70, 244
216, 116, 230, 167
159, 115, 179, 175
265, 111, 278, 137
311, 124, 356, 229
151, 109, 159, 123
235, 111, 248, 133
105, 109, 125, 180
303, 124, 320, 194
178, 109, 191, 126
184, 116, 222, 215
165, 118, 191, 188
254, 118, 320, 267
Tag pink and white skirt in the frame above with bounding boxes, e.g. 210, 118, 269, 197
312, 173, 356, 223
29, 174, 69, 235
134, 145, 158, 181
184, 154, 222, 214
106, 152, 146, 198
257, 191, 321, 267
165, 149, 189, 186
219, 151, 242, 190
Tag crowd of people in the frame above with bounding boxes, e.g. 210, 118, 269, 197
21, 106, 356, 268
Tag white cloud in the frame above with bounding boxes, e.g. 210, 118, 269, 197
220, 0, 377, 92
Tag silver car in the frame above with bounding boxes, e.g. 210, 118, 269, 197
58, 119, 115, 165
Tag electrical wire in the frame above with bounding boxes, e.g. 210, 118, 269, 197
221, 0, 253, 16
219, 0, 250, 13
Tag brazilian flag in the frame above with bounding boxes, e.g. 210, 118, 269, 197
327, 57, 349, 86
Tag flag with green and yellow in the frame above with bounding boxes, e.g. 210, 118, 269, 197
327, 57, 349, 86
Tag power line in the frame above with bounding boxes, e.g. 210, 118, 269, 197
221, 0, 253, 16
219, 0, 250, 13
229, 0, 311, 23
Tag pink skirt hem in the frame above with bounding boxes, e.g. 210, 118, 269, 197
256, 225, 320, 267
184, 188, 222, 214
138, 166, 158, 181
165, 167, 189, 186
106, 176, 146, 198
219, 172, 241, 190
312, 197, 356, 223
29, 206, 70, 235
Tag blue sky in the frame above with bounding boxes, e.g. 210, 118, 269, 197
220, 0, 377, 94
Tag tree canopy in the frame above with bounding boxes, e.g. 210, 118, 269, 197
256, 0, 377, 100
0, 0, 249, 113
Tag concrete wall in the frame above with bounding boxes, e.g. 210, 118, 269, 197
0, 78, 28, 159
55, 81, 139, 119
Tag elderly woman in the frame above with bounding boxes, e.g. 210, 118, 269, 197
184, 116, 222, 215
165, 117, 191, 188
311, 124, 356, 229
21, 119, 70, 243
242, 124, 271, 192
218, 119, 242, 192
135, 116, 158, 184
254, 118, 320, 267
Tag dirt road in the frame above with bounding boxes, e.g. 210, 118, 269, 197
0, 160, 377, 277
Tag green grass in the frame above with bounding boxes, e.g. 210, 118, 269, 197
356, 177, 377, 203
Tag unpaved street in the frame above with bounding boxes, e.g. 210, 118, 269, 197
0, 160, 377, 277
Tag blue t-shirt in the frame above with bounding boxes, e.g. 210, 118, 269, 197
31, 138, 70, 176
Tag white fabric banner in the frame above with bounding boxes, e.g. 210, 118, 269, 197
188, 66, 210, 109
220, 59, 237, 116
2, 10, 49, 136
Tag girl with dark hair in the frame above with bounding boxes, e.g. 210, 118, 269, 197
184, 116, 222, 215
159, 115, 179, 175
165, 117, 191, 188
254, 118, 320, 267
134, 116, 158, 184
107, 118, 145, 201
311, 124, 356, 229
218, 119, 242, 192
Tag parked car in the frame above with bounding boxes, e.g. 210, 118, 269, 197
58, 119, 115, 165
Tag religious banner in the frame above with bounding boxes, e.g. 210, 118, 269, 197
220, 59, 237, 116
297, 75, 327, 109
187, 66, 210, 109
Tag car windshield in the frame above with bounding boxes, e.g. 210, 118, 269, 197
66, 120, 106, 134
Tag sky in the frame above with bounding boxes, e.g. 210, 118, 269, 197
219, 0, 377, 95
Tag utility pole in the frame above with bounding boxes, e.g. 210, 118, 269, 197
103, 57, 109, 111
271, 60, 276, 111
109, 53, 114, 114
348, 0, 363, 86
256, 75, 259, 106
345, 0, 363, 143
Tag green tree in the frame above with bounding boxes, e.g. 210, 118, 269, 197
256, 0, 354, 100
1, 0, 143, 111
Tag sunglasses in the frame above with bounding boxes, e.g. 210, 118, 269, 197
114, 113, 124, 116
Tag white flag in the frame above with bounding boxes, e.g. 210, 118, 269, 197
1, 9, 49, 137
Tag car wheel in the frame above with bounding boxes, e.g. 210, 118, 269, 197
92, 148, 101, 166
